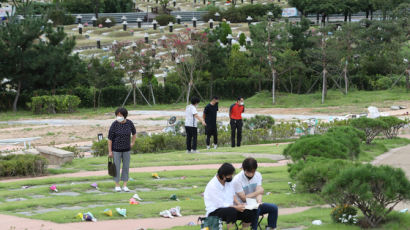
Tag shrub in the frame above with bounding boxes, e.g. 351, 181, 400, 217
155, 14, 176, 26
47, 9, 75, 25
370, 75, 396, 90
243, 115, 275, 130
239, 33, 246, 46
222, 3, 282, 23
283, 135, 349, 162
322, 164, 410, 228
288, 157, 353, 193
72, 87, 93, 107
30, 95, 81, 114
377, 116, 408, 139
96, 16, 116, 27
91, 139, 109, 156
331, 205, 358, 224
61, 146, 83, 158
271, 122, 297, 139
325, 126, 365, 159
350, 117, 388, 144
0, 154, 48, 177
100, 85, 129, 107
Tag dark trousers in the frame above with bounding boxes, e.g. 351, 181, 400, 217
251, 203, 278, 230
230, 119, 243, 147
209, 207, 257, 224
185, 126, 197, 151
206, 128, 218, 146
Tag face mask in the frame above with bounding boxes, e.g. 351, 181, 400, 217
240, 102, 244, 106
225, 177, 233, 183
116, 116, 124, 122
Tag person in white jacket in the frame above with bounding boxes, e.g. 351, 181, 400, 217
204, 163, 256, 229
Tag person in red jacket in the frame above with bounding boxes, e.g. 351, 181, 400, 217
229, 97, 245, 147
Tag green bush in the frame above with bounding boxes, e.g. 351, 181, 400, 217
371, 75, 393, 90
91, 139, 109, 156
222, 3, 282, 23
61, 146, 83, 158
288, 157, 353, 193
72, 87, 93, 107
350, 117, 388, 144
376, 116, 408, 139
322, 164, 410, 228
96, 16, 116, 27
243, 115, 275, 130
155, 14, 176, 26
283, 135, 349, 162
0, 154, 48, 177
47, 9, 75, 25
325, 126, 365, 159
30, 95, 81, 114
331, 205, 358, 224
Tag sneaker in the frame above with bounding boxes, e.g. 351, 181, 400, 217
207, 146, 210, 150
123, 186, 130, 192
213, 144, 217, 149
115, 187, 122, 192
192, 150, 200, 153
186, 150, 191, 153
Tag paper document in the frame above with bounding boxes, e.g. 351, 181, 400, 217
245, 198, 260, 210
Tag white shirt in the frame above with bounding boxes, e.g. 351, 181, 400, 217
204, 175, 235, 216
185, 104, 198, 127
232, 170, 262, 204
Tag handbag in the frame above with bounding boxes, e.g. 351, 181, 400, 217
198, 216, 223, 230
108, 157, 116, 177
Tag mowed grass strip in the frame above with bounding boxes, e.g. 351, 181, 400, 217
0, 167, 325, 223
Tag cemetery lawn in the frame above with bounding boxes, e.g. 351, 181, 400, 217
50, 144, 285, 174
51, 138, 409, 174
171, 208, 410, 230
1, 89, 409, 121
0, 167, 324, 223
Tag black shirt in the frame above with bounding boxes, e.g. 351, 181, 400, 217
108, 119, 136, 152
204, 103, 218, 129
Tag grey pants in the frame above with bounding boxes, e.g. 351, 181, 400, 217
113, 151, 130, 183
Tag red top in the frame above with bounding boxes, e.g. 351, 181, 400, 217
230, 103, 245, 120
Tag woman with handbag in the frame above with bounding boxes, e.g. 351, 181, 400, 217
108, 107, 136, 192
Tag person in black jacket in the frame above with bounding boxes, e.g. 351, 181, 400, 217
203, 96, 219, 149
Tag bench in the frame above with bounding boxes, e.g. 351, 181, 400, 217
36, 146, 74, 165
0, 137, 41, 149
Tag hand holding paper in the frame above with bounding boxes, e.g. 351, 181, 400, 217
245, 198, 260, 210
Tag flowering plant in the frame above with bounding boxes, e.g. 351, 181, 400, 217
331, 204, 358, 224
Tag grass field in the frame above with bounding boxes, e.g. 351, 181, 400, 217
1, 89, 409, 121
0, 139, 409, 228
51, 144, 285, 174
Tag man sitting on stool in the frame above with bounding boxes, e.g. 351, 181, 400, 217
232, 158, 278, 230
204, 163, 257, 229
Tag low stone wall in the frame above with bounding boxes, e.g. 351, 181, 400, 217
36, 146, 74, 165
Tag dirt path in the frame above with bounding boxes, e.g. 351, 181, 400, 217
0, 160, 290, 183
0, 206, 318, 230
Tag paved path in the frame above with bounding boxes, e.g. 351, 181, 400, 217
0, 206, 318, 230
0, 160, 290, 183
372, 143, 410, 211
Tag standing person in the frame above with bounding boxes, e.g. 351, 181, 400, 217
185, 97, 206, 153
108, 107, 136, 192
204, 163, 256, 229
229, 97, 245, 147
232, 158, 278, 230
203, 96, 219, 150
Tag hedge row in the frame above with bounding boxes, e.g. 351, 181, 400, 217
203, 3, 282, 23
30, 95, 81, 114
0, 154, 48, 177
